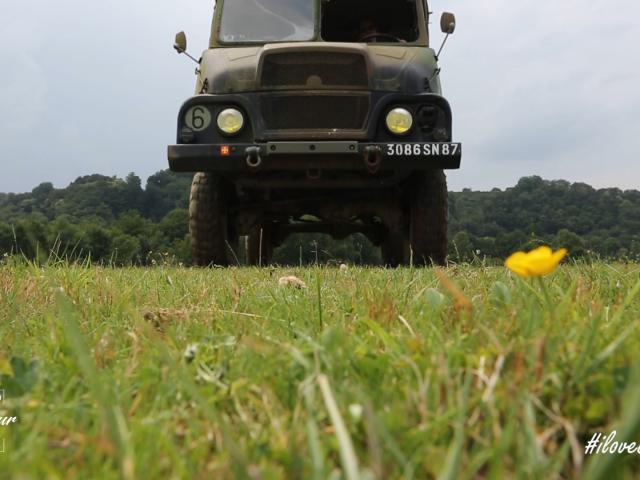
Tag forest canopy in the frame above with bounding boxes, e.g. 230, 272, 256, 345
1, 172, 638, 265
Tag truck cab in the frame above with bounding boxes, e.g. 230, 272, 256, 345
168, 0, 461, 266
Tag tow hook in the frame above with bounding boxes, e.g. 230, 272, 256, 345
245, 147, 263, 170
364, 146, 383, 173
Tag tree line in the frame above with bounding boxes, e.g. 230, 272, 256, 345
0, 172, 638, 265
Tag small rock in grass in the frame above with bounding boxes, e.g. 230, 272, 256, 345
278, 275, 307, 289
184, 343, 198, 363
349, 403, 363, 421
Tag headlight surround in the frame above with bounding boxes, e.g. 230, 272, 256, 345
217, 108, 245, 135
385, 107, 413, 136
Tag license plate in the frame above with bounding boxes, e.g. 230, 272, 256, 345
385, 143, 461, 157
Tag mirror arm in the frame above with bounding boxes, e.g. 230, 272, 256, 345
435, 32, 450, 60
174, 44, 200, 65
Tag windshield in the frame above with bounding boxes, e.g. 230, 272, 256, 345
322, 0, 419, 43
219, 0, 316, 43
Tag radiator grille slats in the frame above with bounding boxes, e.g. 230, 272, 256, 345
261, 52, 368, 89
260, 94, 370, 131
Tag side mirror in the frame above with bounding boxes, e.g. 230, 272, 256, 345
173, 30, 200, 65
440, 12, 456, 35
174, 31, 187, 54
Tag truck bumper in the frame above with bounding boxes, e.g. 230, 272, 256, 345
167, 141, 461, 173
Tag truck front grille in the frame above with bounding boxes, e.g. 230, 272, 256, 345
260, 93, 370, 131
261, 52, 368, 89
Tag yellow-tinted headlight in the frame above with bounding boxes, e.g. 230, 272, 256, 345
385, 108, 413, 135
217, 108, 244, 135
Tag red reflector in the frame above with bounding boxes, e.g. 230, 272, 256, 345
220, 145, 231, 156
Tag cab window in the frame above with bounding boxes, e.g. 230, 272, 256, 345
219, 0, 316, 43
322, 0, 419, 43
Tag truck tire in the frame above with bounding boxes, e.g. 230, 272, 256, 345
247, 225, 274, 266
189, 172, 231, 266
381, 231, 407, 267
408, 170, 448, 266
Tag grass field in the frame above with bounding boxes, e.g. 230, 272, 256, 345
1, 260, 639, 479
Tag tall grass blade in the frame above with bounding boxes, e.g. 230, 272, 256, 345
57, 295, 135, 480
318, 374, 360, 480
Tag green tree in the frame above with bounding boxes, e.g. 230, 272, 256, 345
495, 231, 528, 257
12, 217, 49, 261
0, 222, 14, 255
450, 231, 474, 261
112, 234, 141, 265
83, 224, 112, 262
158, 209, 189, 242
48, 216, 85, 259
144, 171, 192, 220
554, 229, 586, 257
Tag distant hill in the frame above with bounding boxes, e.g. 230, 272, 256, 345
449, 176, 640, 260
0, 171, 192, 224
1, 172, 638, 264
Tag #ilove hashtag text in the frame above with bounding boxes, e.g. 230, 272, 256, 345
0, 416, 18, 427
585, 431, 640, 455
1, 390, 18, 428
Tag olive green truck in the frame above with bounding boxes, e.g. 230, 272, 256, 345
168, 0, 461, 266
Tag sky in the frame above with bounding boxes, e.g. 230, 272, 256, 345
1, 0, 639, 193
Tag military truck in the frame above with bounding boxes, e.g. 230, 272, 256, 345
168, 0, 461, 266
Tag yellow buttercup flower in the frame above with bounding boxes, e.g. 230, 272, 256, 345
505, 246, 568, 277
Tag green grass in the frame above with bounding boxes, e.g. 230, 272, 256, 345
1, 260, 640, 479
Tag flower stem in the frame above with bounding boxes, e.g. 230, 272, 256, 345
536, 276, 556, 321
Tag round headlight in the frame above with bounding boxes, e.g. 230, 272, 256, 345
385, 108, 413, 135
217, 108, 244, 135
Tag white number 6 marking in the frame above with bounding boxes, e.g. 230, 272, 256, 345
185, 106, 212, 132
